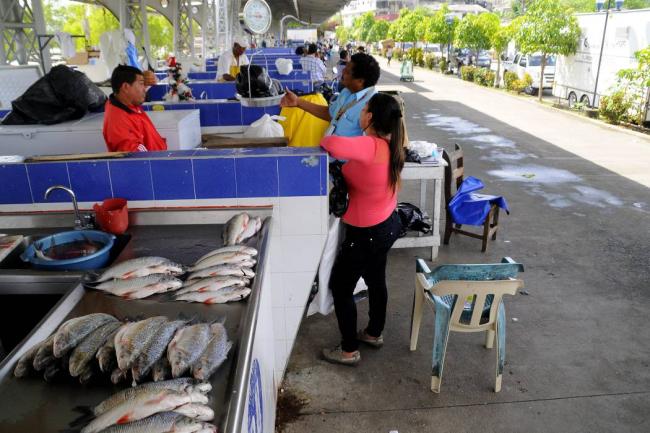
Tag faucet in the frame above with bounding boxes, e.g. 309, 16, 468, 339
44, 185, 93, 230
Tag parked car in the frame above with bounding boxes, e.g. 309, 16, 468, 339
504, 53, 556, 93
423, 44, 443, 58
454, 49, 491, 68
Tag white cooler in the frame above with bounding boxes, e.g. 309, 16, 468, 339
0, 109, 201, 156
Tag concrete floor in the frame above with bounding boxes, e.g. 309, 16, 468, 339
279, 59, 650, 433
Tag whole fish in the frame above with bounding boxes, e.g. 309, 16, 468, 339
97, 323, 130, 373
94, 378, 212, 416
115, 316, 168, 370
152, 356, 171, 382
195, 426, 217, 433
43, 362, 62, 382
69, 321, 122, 377
195, 245, 257, 264
95, 275, 182, 297
176, 286, 252, 305
168, 324, 212, 378
121, 279, 183, 300
191, 323, 233, 381
33, 334, 56, 371
81, 389, 208, 433
173, 404, 215, 422
236, 216, 262, 244
14, 341, 41, 377
176, 276, 248, 296
53, 313, 118, 358
132, 320, 187, 383
190, 252, 256, 271
110, 368, 129, 385
93, 412, 204, 433
78, 365, 95, 385
222, 213, 249, 246
186, 264, 255, 281
96, 257, 184, 282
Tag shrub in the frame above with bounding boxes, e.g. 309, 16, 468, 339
439, 58, 447, 73
473, 68, 495, 87
522, 73, 533, 88
599, 91, 632, 124
511, 79, 528, 94
394, 47, 403, 61
424, 53, 436, 70
504, 71, 518, 90
460, 65, 477, 82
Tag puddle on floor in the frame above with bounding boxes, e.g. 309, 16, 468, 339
481, 151, 535, 161
488, 164, 582, 184
570, 186, 624, 207
465, 134, 517, 148
424, 114, 491, 134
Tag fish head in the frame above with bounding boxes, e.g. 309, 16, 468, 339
170, 358, 187, 378
192, 382, 213, 394
52, 334, 69, 358
188, 391, 209, 405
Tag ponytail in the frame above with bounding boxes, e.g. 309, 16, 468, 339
367, 93, 405, 193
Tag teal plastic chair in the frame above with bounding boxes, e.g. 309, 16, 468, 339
410, 257, 524, 393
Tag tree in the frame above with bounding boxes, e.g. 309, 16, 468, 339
517, 0, 581, 101
424, 4, 458, 45
367, 19, 390, 44
389, 8, 430, 46
335, 25, 351, 46
615, 47, 650, 124
454, 13, 492, 62
352, 12, 376, 43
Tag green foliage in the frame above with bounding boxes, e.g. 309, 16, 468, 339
424, 52, 437, 69
522, 73, 533, 87
367, 20, 390, 43
504, 71, 519, 90
390, 8, 431, 42
393, 47, 404, 61
439, 58, 447, 72
474, 68, 496, 87
460, 65, 477, 82
407, 47, 424, 66
352, 12, 376, 42
614, 47, 650, 125
335, 25, 350, 45
425, 4, 458, 44
454, 14, 492, 55
599, 91, 632, 124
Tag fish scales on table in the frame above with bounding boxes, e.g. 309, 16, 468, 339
176, 286, 252, 305
167, 324, 212, 378
176, 276, 248, 296
69, 321, 122, 377
186, 264, 255, 281
95, 257, 184, 282
80, 388, 208, 433
194, 245, 257, 264
53, 313, 118, 358
191, 323, 233, 381
115, 317, 168, 371
132, 320, 187, 383
93, 378, 211, 416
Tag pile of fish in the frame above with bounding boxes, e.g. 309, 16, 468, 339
81, 378, 216, 433
222, 213, 262, 246
14, 313, 233, 385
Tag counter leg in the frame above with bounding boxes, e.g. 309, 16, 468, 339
419, 179, 427, 238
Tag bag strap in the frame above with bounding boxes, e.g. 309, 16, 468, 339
333, 87, 375, 121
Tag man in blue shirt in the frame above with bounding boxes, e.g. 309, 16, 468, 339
279, 53, 380, 137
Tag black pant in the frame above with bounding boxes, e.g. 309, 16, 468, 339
329, 212, 401, 352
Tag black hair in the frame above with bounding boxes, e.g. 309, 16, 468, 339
295, 46, 305, 56
307, 43, 318, 55
339, 49, 348, 59
111, 64, 143, 94
366, 93, 405, 192
349, 53, 380, 88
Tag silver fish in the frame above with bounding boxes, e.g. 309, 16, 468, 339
96, 257, 184, 282
13, 341, 41, 377
190, 252, 256, 271
173, 404, 215, 422
81, 389, 208, 433
115, 316, 168, 370
195, 425, 217, 433
95, 275, 182, 297
176, 276, 248, 296
120, 279, 183, 300
167, 324, 212, 378
195, 245, 257, 264
152, 356, 171, 382
186, 264, 255, 281
191, 323, 232, 381
94, 378, 211, 416
132, 320, 187, 383
33, 334, 56, 371
53, 313, 118, 358
96, 324, 125, 373
110, 367, 130, 385
176, 286, 252, 304
69, 321, 122, 377
78, 365, 95, 385
222, 213, 249, 246
236, 216, 262, 244
93, 412, 203, 433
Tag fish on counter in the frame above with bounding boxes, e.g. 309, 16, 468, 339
194, 245, 257, 264
191, 323, 232, 381
53, 313, 118, 358
95, 257, 185, 282
186, 264, 255, 281
91, 412, 216, 433
33, 334, 56, 372
152, 356, 172, 382
176, 276, 249, 296
222, 212, 263, 246
115, 316, 168, 371
167, 324, 213, 378
132, 320, 187, 383
91, 275, 183, 299
190, 252, 256, 272
69, 321, 122, 377
175, 286, 252, 305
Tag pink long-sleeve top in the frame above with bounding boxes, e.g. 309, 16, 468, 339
321, 135, 397, 228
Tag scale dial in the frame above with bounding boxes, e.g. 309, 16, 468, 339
242, 0, 272, 35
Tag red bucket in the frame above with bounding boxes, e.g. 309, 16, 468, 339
93, 198, 128, 235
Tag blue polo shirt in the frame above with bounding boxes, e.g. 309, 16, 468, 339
328, 86, 377, 137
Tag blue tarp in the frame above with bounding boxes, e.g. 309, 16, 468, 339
449, 176, 509, 225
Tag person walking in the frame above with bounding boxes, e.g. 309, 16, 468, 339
386, 47, 393, 66
319, 93, 406, 365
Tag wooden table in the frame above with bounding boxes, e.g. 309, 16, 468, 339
393, 161, 447, 260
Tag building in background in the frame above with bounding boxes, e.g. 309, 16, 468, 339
340, 0, 416, 27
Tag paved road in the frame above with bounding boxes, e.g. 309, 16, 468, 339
280, 58, 650, 433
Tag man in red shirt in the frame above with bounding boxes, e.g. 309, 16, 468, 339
103, 65, 167, 152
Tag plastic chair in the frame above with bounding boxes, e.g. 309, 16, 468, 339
410, 257, 524, 393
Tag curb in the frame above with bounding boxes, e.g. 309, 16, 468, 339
380, 59, 650, 142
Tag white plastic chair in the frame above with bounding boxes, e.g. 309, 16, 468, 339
410, 257, 524, 393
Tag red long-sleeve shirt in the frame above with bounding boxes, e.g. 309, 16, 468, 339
321, 135, 397, 228
102, 95, 167, 152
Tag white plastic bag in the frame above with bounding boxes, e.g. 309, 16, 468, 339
275, 58, 293, 75
243, 114, 286, 138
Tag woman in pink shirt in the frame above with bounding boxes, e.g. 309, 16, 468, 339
320, 93, 405, 365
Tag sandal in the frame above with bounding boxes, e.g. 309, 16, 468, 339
322, 345, 361, 366
358, 329, 384, 348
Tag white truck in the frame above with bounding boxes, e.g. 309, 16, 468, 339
504, 53, 556, 93
553, 8, 650, 121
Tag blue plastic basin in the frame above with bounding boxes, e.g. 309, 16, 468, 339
20, 230, 116, 271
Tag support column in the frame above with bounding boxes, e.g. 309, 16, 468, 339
1, 0, 45, 70
120, 0, 151, 66
174, 0, 195, 58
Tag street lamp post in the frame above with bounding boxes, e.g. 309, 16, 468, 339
593, 0, 614, 107
445, 14, 454, 72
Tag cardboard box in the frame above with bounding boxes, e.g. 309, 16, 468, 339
66, 51, 89, 65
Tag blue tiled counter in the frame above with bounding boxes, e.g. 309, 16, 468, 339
147, 79, 313, 101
